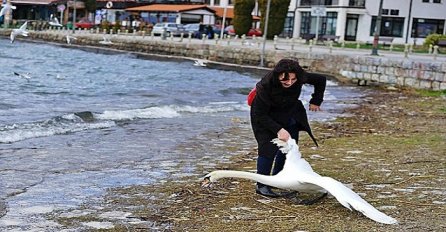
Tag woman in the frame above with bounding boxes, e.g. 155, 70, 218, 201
250, 58, 326, 197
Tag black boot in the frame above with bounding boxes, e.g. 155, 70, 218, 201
256, 185, 280, 198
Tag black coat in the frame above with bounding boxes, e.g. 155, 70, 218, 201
250, 68, 326, 158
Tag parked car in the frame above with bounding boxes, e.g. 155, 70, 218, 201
224, 25, 262, 37
183, 23, 202, 38
152, 23, 186, 37
75, 18, 95, 29
183, 23, 226, 39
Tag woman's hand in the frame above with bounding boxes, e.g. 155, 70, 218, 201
309, 104, 321, 112
277, 128, 291, 142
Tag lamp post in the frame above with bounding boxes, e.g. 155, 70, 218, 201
371, 0, 384, 56
260, 0, 271, 67
72, 0, 77, 33
219, 2, 228, 40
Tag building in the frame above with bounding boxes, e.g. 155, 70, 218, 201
126, 4, 216, 25
289, 0, 445, 44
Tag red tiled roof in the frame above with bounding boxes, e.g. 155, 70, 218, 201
211, 6, 235, 19
126, 4, 214, 13
211, 6, 260, 20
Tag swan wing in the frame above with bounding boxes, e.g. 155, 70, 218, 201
294, 174, 397, 224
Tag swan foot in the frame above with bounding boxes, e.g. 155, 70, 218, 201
289, 192, 328, 205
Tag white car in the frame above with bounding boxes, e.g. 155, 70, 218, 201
151, 23, 185, 37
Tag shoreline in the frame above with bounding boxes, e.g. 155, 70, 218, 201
49, 86, 445, 231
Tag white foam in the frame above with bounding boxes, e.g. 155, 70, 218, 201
173, 103, 248, 114
0, 121, 115, 143
96, 106, 180, 120
82, 221, 114, 229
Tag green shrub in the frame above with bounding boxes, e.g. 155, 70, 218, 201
233, 0, 256, 36
259, 0, 290, 39
423, 33, 446, 46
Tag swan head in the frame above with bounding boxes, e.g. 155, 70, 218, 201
201, 171, 227, 188
201, 172, 215, 188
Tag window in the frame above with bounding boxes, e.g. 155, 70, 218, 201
280, 12, 295, 38
411, 18, 445, 38
390, 10, 399, 16
300, 12, 338, 37
349, 0, 365, 7
433, 0, 441, 3
422, 0, 429, 2
382, 9, 389, 15
370, 16, 404, 37
300, 12, 312, 36
300, 0, 338, 6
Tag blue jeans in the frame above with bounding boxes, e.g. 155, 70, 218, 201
257, 119, 299, 187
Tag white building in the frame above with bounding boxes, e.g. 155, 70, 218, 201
292, 0, 445, 44
209, 0, 445, 44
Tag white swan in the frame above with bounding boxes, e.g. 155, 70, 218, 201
203, 138, 398, 225
10, 21, 28, 43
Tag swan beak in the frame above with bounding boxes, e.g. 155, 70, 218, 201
201, 176, 212, 188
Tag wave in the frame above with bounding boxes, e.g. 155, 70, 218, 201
0, 102, 247, 143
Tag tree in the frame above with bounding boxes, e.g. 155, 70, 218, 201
233, 0, 256, 36
259, 0, 290, 39
83, 0, 97, 13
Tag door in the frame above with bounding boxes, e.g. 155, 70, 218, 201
345, 14, 358, 41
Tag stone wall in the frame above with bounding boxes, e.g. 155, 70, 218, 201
1, 30, 445, 90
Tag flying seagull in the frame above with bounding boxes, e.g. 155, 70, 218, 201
99, 36, 113, 45
10, 21, 28, 43
0, 2, 16, 18
203, 138, 398, 225
13, 72, 31, 81
193, 59, 207, 67
49, 14, 63, 27
66, 35, 77, 44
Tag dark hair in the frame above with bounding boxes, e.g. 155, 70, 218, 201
271, 58, 306, 85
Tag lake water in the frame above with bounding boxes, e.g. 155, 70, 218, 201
0, 38, 364, 230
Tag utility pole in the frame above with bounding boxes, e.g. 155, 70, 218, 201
405, 0, 413, 44
260, 0, 271, 67
371, 0, 384, 56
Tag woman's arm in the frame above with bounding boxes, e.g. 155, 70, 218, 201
305, 73, 327, 106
